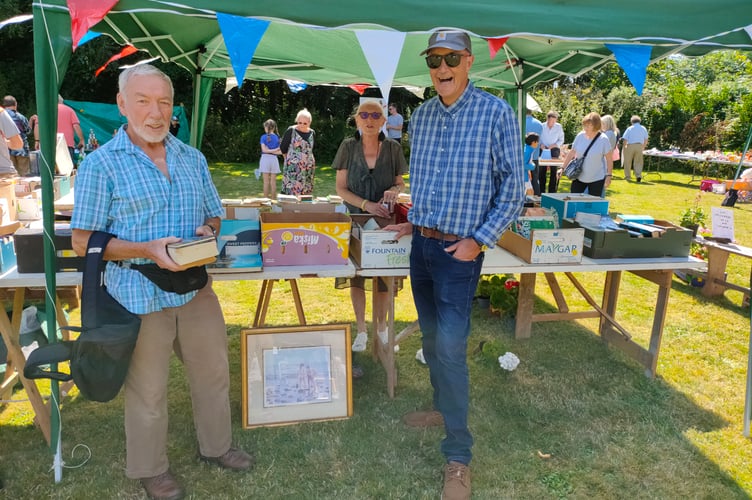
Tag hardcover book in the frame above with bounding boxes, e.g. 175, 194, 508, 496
166, 236, 218, 267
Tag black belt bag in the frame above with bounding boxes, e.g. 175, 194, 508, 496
119, 262, 208, 294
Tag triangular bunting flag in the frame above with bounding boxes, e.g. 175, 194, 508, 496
487, 37, 509, 60
355, 30, 405, 102
68, 0, 119, 50
94, 45, 138, 77
78, 31, 101, 47
216, 13, 270, 90
286, 80, 308, 93
606, 44, 652, 96
348, 84, 370, 95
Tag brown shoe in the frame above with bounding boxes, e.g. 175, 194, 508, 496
442, 461, 471, 500
200, 447, 256, 471
140, 471, 184, 500
402, 410, 444, 428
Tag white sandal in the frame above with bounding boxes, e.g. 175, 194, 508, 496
351, 332, 368, 352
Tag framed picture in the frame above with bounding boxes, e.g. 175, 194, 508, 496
241, 324, 353, 428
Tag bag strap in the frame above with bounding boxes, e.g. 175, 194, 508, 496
82, 231, 116, 326
23, 231, 115, 381
581, 132, 601, 159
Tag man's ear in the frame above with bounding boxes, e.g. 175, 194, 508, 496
116, 93, 126, 116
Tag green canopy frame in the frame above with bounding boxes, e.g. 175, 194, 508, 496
31, 0, 752, 481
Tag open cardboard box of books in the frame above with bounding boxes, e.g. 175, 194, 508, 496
562, 218, 692, 259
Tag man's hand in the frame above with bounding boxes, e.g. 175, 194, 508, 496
147, 236, 184, 271
446, 238, 483, 261
382, 222, 412, 240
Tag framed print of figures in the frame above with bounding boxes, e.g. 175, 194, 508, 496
241, 324, 353, 428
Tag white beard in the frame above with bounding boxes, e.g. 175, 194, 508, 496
131, 122, 168, 144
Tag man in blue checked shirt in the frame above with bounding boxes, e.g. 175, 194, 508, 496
71, 64, 253, 500
387, 30, 525, 500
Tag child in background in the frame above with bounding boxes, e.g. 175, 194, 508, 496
524, 132, 540, 195
259, 119, 282, 198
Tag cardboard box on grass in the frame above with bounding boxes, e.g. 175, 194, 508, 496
260, 212, 351, 266
209, 218, 262, 272
350, 215, 411, 269
562, 218, 692, 259
541, 193, 609, 226
499, 228, 585, 264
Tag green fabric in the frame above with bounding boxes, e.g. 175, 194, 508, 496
64, 100, 190, 147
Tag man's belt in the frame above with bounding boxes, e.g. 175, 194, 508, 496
415, 226, 460, 242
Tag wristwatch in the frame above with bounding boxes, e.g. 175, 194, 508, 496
473, 238, 489, 252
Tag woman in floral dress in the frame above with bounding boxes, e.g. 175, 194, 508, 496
280, 109, 316, 195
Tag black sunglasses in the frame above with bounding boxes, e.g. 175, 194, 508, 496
358, 111, 382, 120
425, 53, 465, 69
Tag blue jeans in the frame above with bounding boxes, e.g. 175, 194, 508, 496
410, 230, 484, 465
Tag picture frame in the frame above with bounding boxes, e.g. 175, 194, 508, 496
241, 324, 353, 428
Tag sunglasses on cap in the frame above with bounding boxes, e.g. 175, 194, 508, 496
425, 52, 466, 69
358, 111, 383, 120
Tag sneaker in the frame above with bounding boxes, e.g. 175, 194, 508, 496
442, 461, 471, 500
415, 348, 427, 364
402, 410, 444, 428
636, 177, 642, 183
200, 447, 255, 471
140, 471, 184, 500
352, 332, 368, 352
377, 328, 399, 353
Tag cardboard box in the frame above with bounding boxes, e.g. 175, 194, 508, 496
350, 215, 411, 269
223, 206, 261, 220
261, 212, 351, 266
562, 219, 692, 259
0, 179, 17, 222
16, 196, 41, 220
498, 228, 585, 264
209, 219, 262, 272
541, 193, 609, 225
0, 236, 16, 273
56, 175, 71, 198
13, 225, 85, 272
277, 201, 346, 214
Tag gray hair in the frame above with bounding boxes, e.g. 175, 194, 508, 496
118, 64, 174, 98
295, 108, 312, 124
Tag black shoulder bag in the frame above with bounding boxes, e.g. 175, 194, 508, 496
24, 231, 141, 402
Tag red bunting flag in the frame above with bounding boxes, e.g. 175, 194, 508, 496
68, 0, 119, 50
94, 45, 138, 77
348, 84, 370, 95
487, 37, 509, 60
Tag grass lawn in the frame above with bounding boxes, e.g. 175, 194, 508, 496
2, 161, 752, 499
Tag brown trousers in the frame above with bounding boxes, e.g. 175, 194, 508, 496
124, 278, 231, 479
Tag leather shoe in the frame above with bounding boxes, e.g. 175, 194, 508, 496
402, 410, 444, 428
140, 471, 184, 500
200, 447, 255, 471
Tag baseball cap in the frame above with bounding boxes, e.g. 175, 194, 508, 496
420, 30, 472, 55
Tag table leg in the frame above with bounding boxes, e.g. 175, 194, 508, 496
515, 273, 536, 339
0, 289, 51, 443
371, 277, 397, 398
253, 279, 275, 327
702, 246, 731, 297
288, 279, 306, 325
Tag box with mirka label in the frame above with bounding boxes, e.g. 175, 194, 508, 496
260, 212, 351, 266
